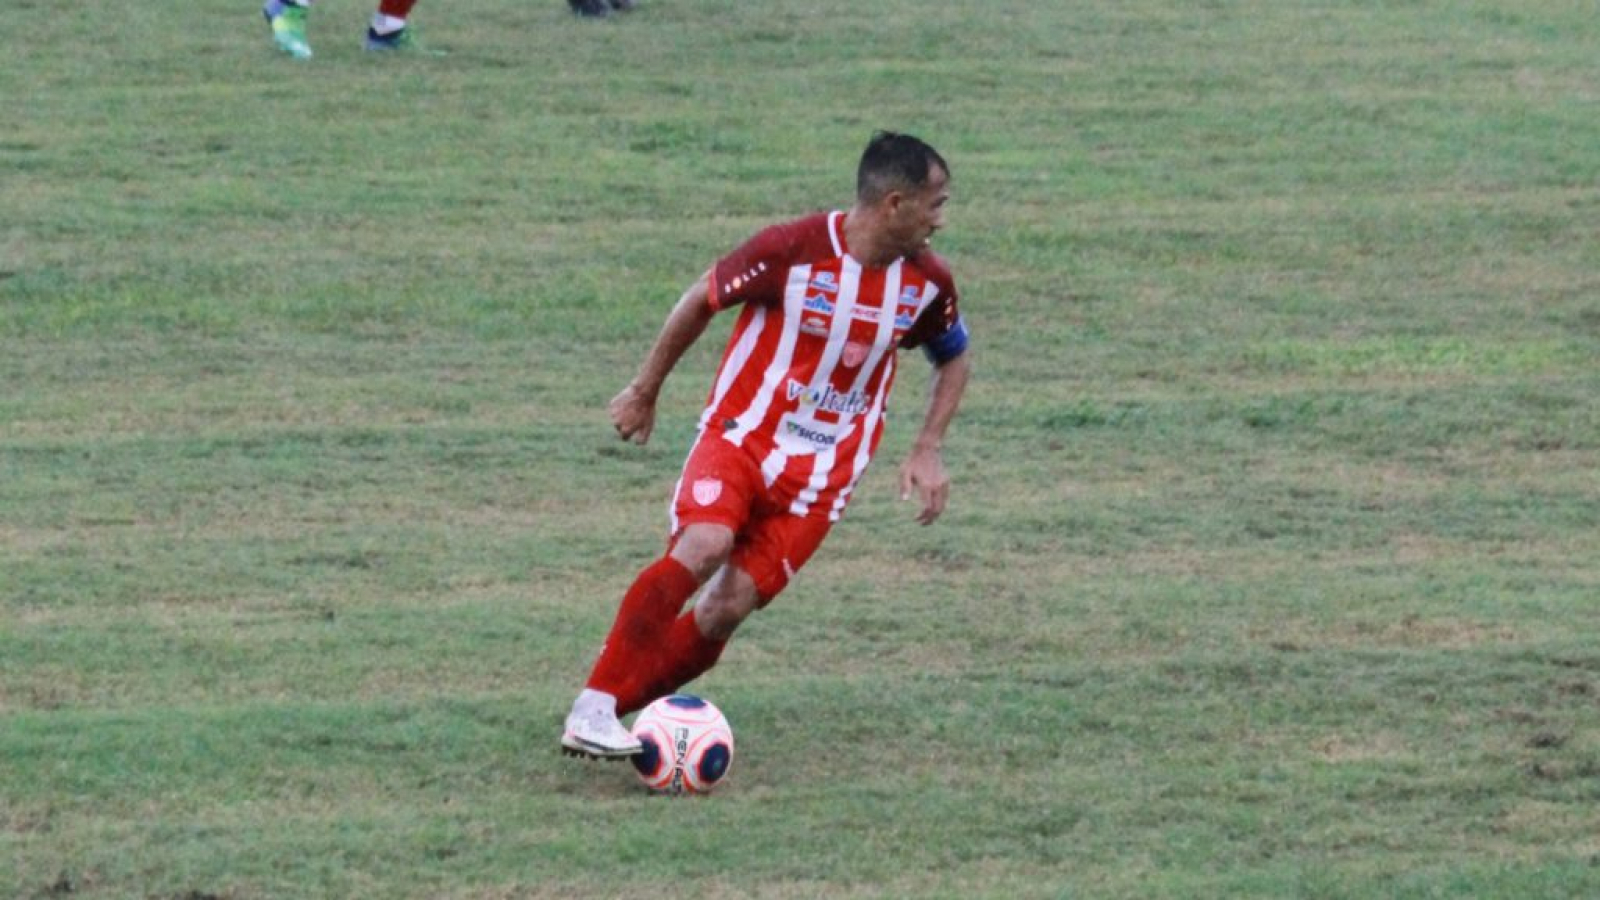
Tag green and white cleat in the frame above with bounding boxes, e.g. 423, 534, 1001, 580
365, 26, 444, 56
263, 0, 312, 60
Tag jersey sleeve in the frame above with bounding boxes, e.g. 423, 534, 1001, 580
708, 217, 811, 312
900, 253, 969, 365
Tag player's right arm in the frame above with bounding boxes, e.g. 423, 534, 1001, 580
610, 271, 716, 445
612, 216, 807, 443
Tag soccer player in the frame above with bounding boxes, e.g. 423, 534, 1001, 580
561, 132, 973, 759
262, 0, 426, 60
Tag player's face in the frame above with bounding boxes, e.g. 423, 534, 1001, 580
892, 165, 950, 254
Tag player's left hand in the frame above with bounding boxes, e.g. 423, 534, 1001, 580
899, 443, 949, 526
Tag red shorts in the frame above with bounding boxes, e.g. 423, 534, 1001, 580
670, 433, 834, 603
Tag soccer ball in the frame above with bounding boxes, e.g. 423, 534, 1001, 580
630, 694, 734, 794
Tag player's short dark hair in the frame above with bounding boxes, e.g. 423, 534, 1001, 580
856, 131, 949, 204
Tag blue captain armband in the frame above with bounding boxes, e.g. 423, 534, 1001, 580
921, 314, 969, 366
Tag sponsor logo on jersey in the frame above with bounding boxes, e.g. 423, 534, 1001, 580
800, 314, 831, 337
895, 286, 929, 329
809, 272, 839, 294
803, 293, 836, 315
786, 380, 870, 415
724, 262, 770, 296
692, 478, 723, 506
850, 305, 881, 323
783, 419, 839, 448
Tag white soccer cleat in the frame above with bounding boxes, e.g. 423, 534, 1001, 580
561, 704, 642, 760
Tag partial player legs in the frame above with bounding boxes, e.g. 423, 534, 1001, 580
563, 526, 737, 758
615, 563, 757, 715
563, 440, 829, 760
262, 0, 434, 58
563, 553, 703, 758
366, 0, 426, 52
584, 555, 702, 702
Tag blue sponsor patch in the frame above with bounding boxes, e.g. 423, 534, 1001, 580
803, 294, 836, 314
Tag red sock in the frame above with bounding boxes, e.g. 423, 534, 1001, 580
661, 609, 728, 696
586, 556, 700, 701
377, 0, 417, 18
619, 608, 728, 716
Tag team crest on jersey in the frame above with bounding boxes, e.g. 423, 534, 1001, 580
842, 341, 871, 368
809, 272, 840, 294
692, 478, 723, 506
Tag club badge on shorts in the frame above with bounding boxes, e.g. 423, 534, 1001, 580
692, 478, 723, 506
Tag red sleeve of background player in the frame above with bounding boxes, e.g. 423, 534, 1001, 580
707, 212, 829, 312
900, 250, 966, 361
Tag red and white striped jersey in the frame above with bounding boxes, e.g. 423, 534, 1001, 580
701, 210, 964, 521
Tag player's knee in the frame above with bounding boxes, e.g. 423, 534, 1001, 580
670, 523, 735, 581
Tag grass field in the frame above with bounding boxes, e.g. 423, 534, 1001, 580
4, 0, 1600, 897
